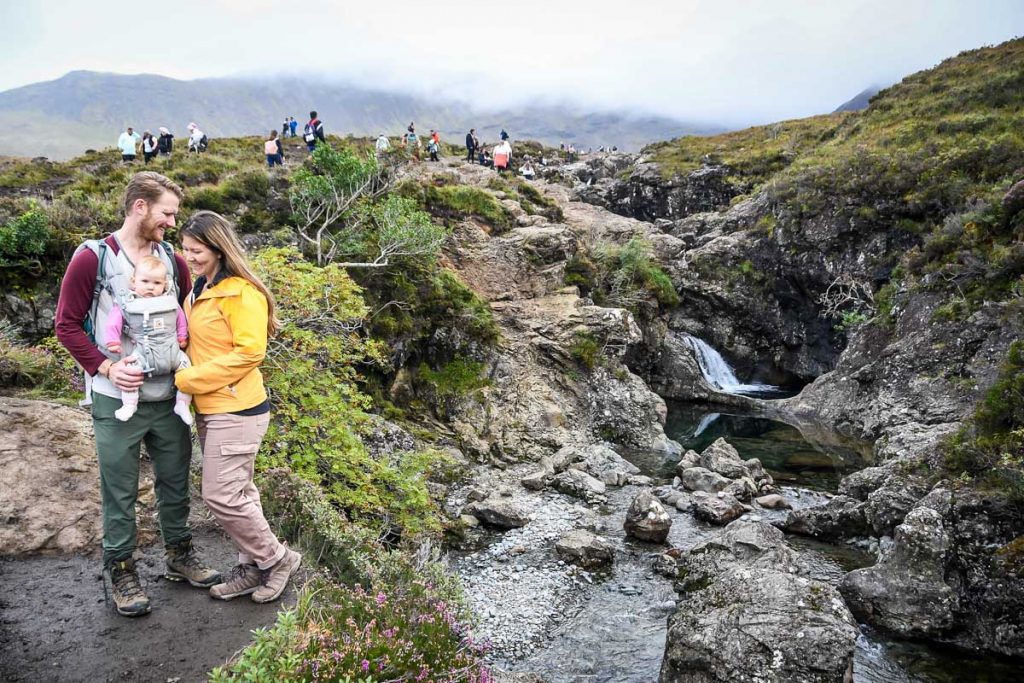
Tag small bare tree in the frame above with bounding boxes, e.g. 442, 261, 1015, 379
817, 274, 875, 328
289, 144, 446, 268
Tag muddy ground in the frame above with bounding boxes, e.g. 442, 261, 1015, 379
0, 527, 299, 683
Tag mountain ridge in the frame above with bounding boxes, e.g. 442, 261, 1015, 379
0, 71, 724, 159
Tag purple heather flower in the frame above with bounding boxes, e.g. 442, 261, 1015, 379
361, 659, 370, 672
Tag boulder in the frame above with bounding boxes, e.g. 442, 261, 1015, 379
678, 467, 731, 494
661, 567, 857, 682
840, 496, 958, 638
661, 521, 858, 682
0, 398, 102, 555
692, 491, 747, 526
551, 468, 607, 502
756, 494, 792, 510
555, 529, 614, 569
464, 498, 530, 529
624, 491, 673, 543
572, 443, 640, 486
722, 476, 758, 501
520, 470, 550, 491
782, 495, 870, 540
674, 449, 701, 477
697, 438, 749, 479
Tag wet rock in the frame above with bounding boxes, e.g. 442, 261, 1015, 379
555, 529, 614, 569
0, 398, 102, 555
624, 491, 672, 544
782, 495, 870, 540
674, 449, 701, 477
662, 521, 857, 683
679, 467, 731, 494
840, 499, 957, 638
697, 438, 750, 479
837, 465, 889, 501
627, 474, 654, 486
722, 476, 759, 502
571, 443, 640, 486
551, 468, 607, 502
692, 491, 747, 526
465, 498, 531, 529
756, 494, 792, 510
520, 470, 550, 491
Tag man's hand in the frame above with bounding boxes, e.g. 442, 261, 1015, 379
107, 358, 145, 391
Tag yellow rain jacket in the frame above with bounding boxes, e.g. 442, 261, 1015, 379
175, 275, 269, 414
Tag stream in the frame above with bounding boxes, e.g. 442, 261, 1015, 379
454, 400, 1024, 682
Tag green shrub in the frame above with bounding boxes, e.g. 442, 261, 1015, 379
945, 341, 1024, 501
0, 203, 50, 269
415, 357, 489, 419
0, 328, 80, 400
253, 247, 445, 537
424, 184, 512, 231
570, 331, 601, 370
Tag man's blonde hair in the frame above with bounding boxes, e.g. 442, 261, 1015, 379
122, 171, 183, 217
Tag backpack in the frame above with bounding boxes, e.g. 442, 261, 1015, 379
304, 121, 317, 142
72, 238, 180, 405
198, 134, 209, 152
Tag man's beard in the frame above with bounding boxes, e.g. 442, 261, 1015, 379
139, 211, 164, 242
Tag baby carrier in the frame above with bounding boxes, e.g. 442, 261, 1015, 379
73, 238, 181, 406
117, 293, 183, 376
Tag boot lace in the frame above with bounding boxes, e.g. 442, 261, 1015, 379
111, 566, 144, 600
173, 544, 211, 573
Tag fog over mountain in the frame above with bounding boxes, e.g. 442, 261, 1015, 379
0, 71, 724, 160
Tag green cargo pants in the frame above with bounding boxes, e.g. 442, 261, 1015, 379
92, 393, 192, 566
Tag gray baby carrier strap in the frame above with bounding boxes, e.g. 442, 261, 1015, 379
120, 294, 181, 376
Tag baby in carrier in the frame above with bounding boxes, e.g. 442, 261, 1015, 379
101, 255, 193, 425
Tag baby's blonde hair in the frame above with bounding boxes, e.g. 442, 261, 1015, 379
136, 255, 168, 278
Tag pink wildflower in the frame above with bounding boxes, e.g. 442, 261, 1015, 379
376, 592, 387, 606
361, 659, 370, 672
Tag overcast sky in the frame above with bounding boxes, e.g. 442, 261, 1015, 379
1, 0, 1021, 127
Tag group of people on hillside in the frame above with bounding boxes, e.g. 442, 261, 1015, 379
55, 171, 302, 618
264, 111, 325, 167
117, 124, 207, 163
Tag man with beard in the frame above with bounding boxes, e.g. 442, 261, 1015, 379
55, 171, 220, 617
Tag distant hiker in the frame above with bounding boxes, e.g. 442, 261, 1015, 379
403, 124, 421, 161
465, 128, 477, 163
494, 139, 512, 173
567, 143, 577, 162
55, 171, 221, 617
141, 131, 158, 164
304, 111, 324, 152
500, 129, 509, 141
375, 133, 390, 157
187, 123, 207, 153
519, 160, 535, 180
178, 211, 302, 605
427, 131, 439, 162
281, 117, 289, 137
480, 148, 493, 168
118, 126, 141, 162
264, 130, 284, 167
289, 117, 298, 138
431, 129, 440, 145
157, 127, 174, 156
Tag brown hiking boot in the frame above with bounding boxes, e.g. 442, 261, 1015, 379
209, 564, 262, 601
164, 539, 222, 588
252, 548, 301, 604
108, 559, 151, 617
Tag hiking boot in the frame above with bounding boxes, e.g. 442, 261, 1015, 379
209, 563, 262, 601
252, 548, 301, 604
108, 559, 151, 617
164, 539, 222, 588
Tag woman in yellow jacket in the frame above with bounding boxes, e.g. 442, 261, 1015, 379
174, 210, 300, 603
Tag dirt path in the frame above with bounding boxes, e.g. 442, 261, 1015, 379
0, 527, 299, 683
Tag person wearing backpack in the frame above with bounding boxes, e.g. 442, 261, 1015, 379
264, 130, 283, 167
141, 131, 158, 164
304, 110, 324, 152
54, 171, 221, 617
157, 127, 174, 156
465, 128, 477, 163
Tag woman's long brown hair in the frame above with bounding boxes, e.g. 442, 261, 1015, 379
180, 210, 280, 337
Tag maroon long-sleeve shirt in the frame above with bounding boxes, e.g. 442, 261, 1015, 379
54, 235, 191, 376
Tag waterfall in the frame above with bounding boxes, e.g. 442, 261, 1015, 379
692, 412, 721, 437
682, 334, 781, 395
